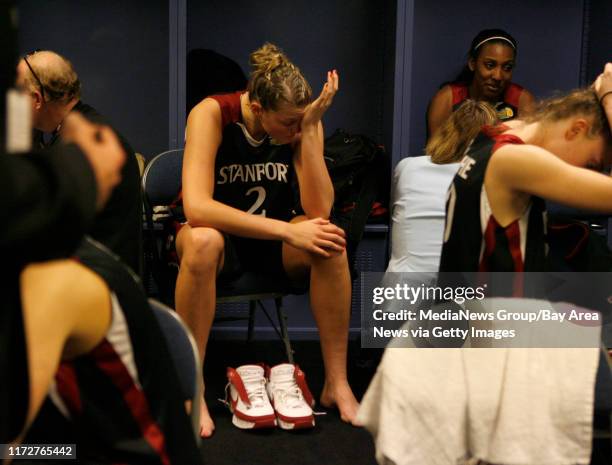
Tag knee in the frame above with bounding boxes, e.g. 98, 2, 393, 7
311, 248, 348, 268
180, 227, 224, 273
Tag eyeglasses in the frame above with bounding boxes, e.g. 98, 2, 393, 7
23, 49, 45, 102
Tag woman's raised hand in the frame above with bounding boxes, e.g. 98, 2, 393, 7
284, 217, 346, 257
594, 62, 612, 103
301, 70, 339, 128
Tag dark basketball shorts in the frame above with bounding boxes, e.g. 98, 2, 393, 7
218, 234, 287, 282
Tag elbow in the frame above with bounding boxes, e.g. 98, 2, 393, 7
184, 199, 214, 227
301, 197, 333, 219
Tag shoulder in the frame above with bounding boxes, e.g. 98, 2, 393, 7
429, 85, 454, 108
186, 97, 224, 129
427, 85, 454, 134
489, 142, 563, 179
201, 91, 243, 127
504, 83, 535, 111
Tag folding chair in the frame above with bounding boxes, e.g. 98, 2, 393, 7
149, 298, 202, 440
141, 149, 300, 363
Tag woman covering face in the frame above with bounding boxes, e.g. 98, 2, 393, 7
175, 43, 359, 438
427, 28, 535, 141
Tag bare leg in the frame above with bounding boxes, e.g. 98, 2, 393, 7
19, 261, 111, 435
175, 225, 225, 438
283, 218, 360, 424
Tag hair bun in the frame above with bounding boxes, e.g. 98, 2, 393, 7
250, 42, 287, 78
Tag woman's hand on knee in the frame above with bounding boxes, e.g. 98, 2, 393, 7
283, 217, 346, 257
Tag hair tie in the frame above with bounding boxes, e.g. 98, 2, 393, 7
600, 90, 612, 106
474, 36, 516, 52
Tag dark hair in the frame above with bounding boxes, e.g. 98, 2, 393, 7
452, 29, 517, 85
247, 43, 312, 111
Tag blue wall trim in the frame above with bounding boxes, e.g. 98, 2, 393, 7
169, 0, 186, 150
391, 0, 415, 166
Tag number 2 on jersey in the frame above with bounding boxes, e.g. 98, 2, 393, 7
246, 186, 267, 216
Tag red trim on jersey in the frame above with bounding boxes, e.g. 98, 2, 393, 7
479, 216, 525, 295
491, 133, 525, 153
450, 82, 524, 108
209, 91, 244, 127
91, 340, 171, 465
450, 83, 469, 106
479, 217, 498, 272
481, 124, 525, 152
503, 83, 524, 108
479, 217, 524, 272
56, 364, 82, 414
504, 221, 525, 272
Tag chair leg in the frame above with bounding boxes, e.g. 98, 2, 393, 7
275, 297, 294, 364
247, 300, 256, 343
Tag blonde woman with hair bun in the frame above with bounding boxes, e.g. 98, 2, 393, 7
176, 43, 359, 437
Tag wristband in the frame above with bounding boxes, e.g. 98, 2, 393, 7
600, 90, 612, 105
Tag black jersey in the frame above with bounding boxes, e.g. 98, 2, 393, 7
210, 92, 295, 221
439, 126, 547, 272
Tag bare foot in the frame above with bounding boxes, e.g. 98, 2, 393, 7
320, 381, 360, 425
199, 401, 215, 438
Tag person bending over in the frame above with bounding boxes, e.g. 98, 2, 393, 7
1, 112, 124, 448
177, 43, 359, 437
427, 28, 535, 141
440, 85, 612, 273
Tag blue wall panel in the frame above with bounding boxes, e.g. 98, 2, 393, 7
17, 0, 169, 158
406, 0, 585, 156
186, 0, 396, 150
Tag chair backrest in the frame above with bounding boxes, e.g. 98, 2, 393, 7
149, 298, 201, 439
142, 149, 184, 206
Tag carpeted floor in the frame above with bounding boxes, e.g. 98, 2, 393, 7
200, 337, 383, 465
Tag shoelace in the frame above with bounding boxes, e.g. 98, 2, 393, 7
271, 377, 305, 409
240, 372, 268, 409
219, 372, 269, 410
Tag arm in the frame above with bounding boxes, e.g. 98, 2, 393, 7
426, 85, 453, 143
489, 144, 612, 213
182, 98, 345, 256
293, 71, 338, 218
594, 62, 612, 130
518, 89, 536, 116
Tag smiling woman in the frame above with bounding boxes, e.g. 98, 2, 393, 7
427, 29, 535, 141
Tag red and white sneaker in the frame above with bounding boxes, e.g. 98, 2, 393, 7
226, 364, 277, 429
266, 363, 315, 430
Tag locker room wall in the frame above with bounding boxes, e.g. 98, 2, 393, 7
17, 0, 169, 159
